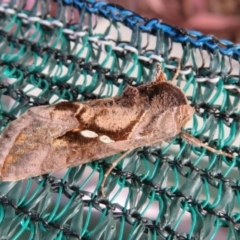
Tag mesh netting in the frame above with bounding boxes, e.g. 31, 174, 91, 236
0, 0, 239, 239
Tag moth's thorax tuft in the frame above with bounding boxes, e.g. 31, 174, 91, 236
138, 81, 188, 114
54, 102, 80, 112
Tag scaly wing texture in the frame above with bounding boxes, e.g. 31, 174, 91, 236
0, 102, 82, 180
0, 99, 147, 181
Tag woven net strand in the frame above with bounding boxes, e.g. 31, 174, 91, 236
0, 0, 239, 239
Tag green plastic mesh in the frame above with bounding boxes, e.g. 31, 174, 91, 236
0, 0, 239, 239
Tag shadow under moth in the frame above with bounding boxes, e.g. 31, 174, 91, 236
0, 64, 233, 196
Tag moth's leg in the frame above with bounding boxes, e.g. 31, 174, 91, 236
180, 131, 234, 158
101, 149, 132, 197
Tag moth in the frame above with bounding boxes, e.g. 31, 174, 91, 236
0, 64, 233, 196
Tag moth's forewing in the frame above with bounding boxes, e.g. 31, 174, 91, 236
0, 103, 82, 181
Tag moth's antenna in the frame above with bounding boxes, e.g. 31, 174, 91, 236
180, 131, 234, 158
101, 150, 132, 197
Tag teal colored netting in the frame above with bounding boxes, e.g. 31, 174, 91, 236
0, 0, 239, 239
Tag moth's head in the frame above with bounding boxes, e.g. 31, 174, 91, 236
177, 104, 195, 128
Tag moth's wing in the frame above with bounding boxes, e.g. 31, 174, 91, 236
0, 102, 83, 181
78, 104, 146, 142
28, 101, 83, 138
52, 106, 149, 166
53, 131, 132, 167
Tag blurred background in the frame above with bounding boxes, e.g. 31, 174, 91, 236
107, 0, 240, 43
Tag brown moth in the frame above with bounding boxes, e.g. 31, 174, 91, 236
0, 64, 232, 187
